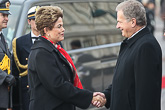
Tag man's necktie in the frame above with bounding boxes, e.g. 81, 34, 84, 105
32, 37, 39, 40
32, 37, 39, 44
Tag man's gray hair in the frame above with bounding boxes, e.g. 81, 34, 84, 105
116, 0, 147, 26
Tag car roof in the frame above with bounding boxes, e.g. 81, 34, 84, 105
10, 0, 25, 4
10, 0, 122, 3
12, 0, 122, 39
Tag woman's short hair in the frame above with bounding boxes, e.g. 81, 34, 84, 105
116, 0, 147, 26
35, 6, 63, 36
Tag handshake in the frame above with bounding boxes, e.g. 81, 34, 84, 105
92, 92, 106, 108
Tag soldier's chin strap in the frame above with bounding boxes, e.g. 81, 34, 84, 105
0, 54, 11, 74
12, 38, 28, 77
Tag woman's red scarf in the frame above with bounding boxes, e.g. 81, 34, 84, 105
41, 36, 83, 89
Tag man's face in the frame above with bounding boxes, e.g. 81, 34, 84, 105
0, 13, 9, 31
116, 10, 133, 38
28, 19, 38, 32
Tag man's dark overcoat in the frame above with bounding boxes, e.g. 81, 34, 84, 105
12, 33, 32, 110
103, 27, 162, 110
28, 36, 93, 110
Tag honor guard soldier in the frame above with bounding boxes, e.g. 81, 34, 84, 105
12, 6, 40, 110
0, 0, 16, 110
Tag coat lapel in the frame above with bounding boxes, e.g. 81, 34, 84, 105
39, 37, 71, 70
127, 27, 150, 48
0, 41, 6, 53
0, 34, 7, 53
22, 33, 33, 54
33, 37, 71, 81
0, 34, 11, 59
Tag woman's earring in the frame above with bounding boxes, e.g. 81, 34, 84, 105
48, 34, 50, 37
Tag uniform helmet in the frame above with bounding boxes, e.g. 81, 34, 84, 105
0, 0, 11, 15
27, 6, 40, 19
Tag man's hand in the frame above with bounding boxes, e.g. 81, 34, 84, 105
92, 92, 106, 108
5, 74, 16, 86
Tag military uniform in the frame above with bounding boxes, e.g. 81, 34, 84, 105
12, 32, 34, 110
0, 0, 16, 110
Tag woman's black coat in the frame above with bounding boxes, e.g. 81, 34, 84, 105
28, 37, 93, 110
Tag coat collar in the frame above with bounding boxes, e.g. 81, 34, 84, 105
123, 27, 150, 48
31, 36, 55, 52
119, 27, 150, 55
32, 36, 69, 65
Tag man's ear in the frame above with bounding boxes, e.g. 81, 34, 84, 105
27, 19, 31, 25
131, 18, 136, 27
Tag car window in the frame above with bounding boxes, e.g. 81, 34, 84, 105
57, 2, 123, 50
56, 3, 96, 50
92, 2, 123, 45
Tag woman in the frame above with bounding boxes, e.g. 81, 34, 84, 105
27, 6, 104, 110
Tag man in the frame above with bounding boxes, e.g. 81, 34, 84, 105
12, 6, 40, 110
93, 0, 162, 110
0, 0, 16, 110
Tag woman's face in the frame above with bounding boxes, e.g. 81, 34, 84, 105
47, 17, 65, 44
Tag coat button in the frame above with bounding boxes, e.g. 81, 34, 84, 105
63, 64, 65, 66
27, 85, 29, 88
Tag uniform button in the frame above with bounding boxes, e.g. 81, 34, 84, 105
27, 85, 29, 88
26, 58, 28, 60
63, 64, 65, 66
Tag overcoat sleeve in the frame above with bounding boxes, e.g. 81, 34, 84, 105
103, 84, 112, 109
0, 69, 8, 85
